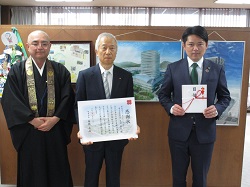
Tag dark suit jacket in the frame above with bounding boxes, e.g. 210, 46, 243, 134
75, 63, 134, 151
158, 58, 231, 144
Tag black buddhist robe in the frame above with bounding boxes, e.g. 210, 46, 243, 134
1, 59, 75, 187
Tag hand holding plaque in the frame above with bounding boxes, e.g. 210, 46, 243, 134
77, 97, 138, 143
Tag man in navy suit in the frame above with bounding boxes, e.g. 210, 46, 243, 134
158, 26, 231, 187
75, 32, 140, 187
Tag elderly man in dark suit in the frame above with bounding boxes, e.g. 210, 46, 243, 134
158, 26, 231, 187
75, 32, 140, 187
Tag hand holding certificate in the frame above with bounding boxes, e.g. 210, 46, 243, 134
77, 97, 138, 144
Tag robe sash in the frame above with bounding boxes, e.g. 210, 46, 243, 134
25, 56, 55, 117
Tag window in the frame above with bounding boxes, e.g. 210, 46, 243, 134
101, 7, 149, 26
200, 8, 247, 27
10, 6, 250, 27
151, 8, 199, 26
35, 7, 99, 25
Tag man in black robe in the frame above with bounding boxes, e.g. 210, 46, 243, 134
1, 30, 75, 187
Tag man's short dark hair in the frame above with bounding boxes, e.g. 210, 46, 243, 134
182, 25, 208, 44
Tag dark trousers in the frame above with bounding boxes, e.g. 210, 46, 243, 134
169, 128, 214, 187
83, 142, 125, 187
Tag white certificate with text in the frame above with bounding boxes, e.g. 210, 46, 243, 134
77, 97, 138, 143
182, 85, 207, 113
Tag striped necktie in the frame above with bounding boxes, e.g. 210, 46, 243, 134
103, 71, 110, 99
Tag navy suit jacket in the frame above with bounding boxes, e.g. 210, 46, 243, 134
75, 63, 134, 151
158, 58, 231, 144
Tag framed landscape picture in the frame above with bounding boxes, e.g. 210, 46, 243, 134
49, 42, 91, 83
115, 40, 183, 101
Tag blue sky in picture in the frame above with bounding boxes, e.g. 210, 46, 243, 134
205, 41, 245, 88
115, 41, 182, 65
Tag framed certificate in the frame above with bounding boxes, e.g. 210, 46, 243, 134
182, 85, 207, 113
77, 97, 138, 143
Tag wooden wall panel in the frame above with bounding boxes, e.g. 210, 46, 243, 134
0, 25, 249, 187
0, 103, 17, 184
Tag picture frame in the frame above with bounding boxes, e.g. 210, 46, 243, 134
115, 40, 183, 101
204, 41, 244, 126
247, 92, 250, 112
49, 41, 91, 83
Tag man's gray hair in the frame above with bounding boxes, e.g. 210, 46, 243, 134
95, 32, 117, 50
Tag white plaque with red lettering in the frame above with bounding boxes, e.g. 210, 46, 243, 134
78, 97, 138, 143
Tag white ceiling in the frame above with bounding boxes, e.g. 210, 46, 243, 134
0, 0, 250, 8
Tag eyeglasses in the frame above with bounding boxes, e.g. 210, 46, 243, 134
29, 42, 50, 48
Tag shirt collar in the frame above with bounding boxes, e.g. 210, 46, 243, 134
187, 56, 203, 69
99, 63, 114, 75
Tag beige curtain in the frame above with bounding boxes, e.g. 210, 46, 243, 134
10, 6, 248, 27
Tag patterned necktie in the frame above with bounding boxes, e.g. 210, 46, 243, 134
103, 71, 110, 99
191, 63, 198, 85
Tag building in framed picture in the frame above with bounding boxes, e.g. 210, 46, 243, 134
115, 41, 182, 101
